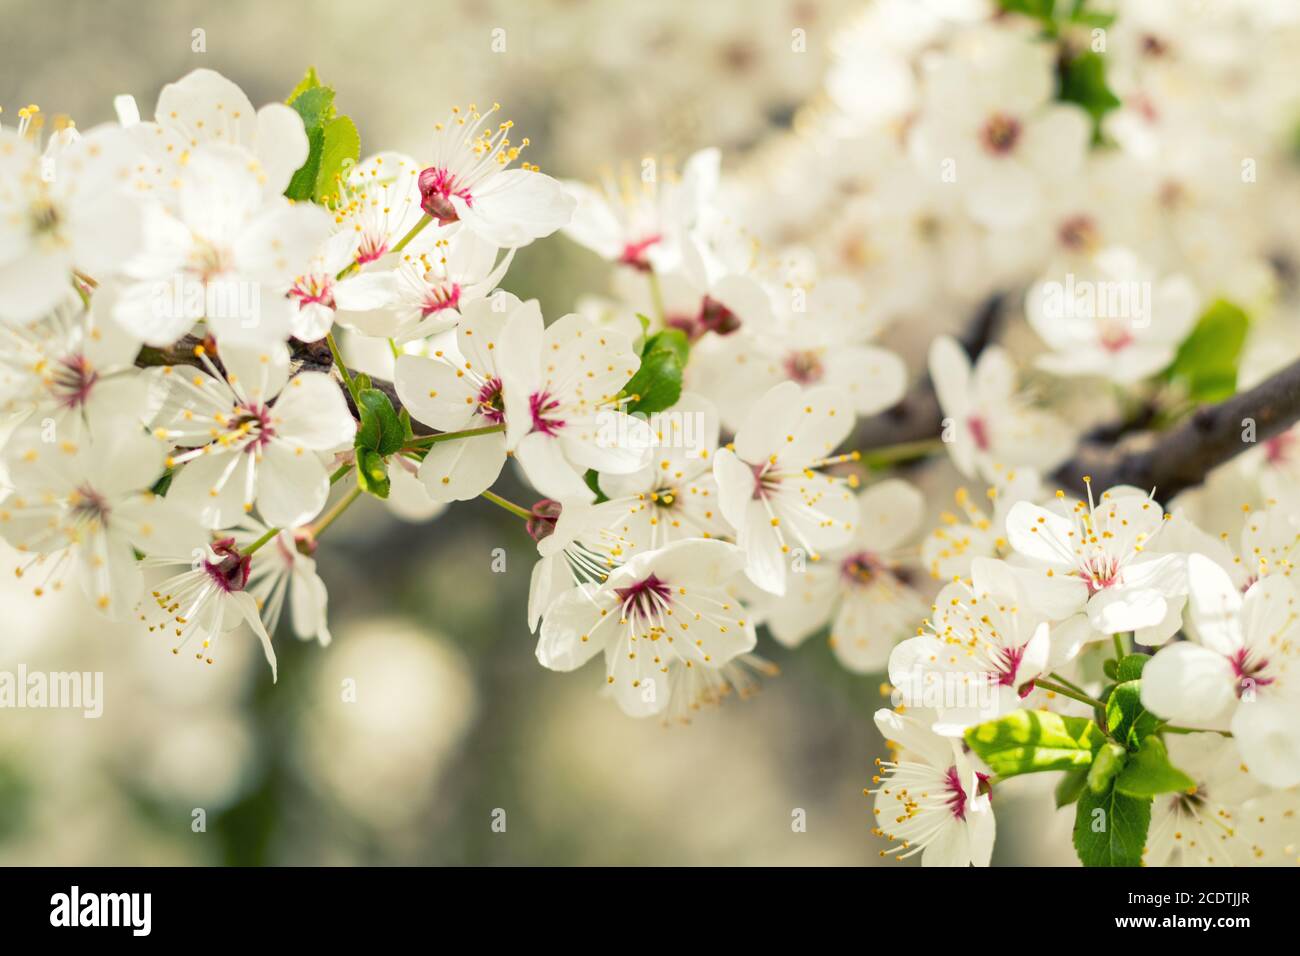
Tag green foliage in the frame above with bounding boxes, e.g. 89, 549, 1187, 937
963, 709, 1105, 778
1054, 764, 1089, 808
1105, 680, 1160, 749
284, 68, 361, 206
1115, 653, 1149, 683
1115, 736, 1196, 798
355, 388, 405, 457
1073, 783, 1151, 867
622, 328, 689, 416
355, 448, 390, 499
1087, 741, 1127, 794
1167, 299, 1250, 403
1059, 52, 1121, 141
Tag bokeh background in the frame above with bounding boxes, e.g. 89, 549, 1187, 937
0, 0, 1072, 865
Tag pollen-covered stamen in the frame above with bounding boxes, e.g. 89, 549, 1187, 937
354, 231, 388, 265
868, 755, 974, 861
48, 353, 99, 409
289, 273, 336, 311
528, 390, 565, 436
1080, 552, 1121, 594
981, 112, 1022, 155
614, 574, 673, 623
784, 350, 825, 385
420, 103, 536, 224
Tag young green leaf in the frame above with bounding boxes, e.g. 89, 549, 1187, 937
1059, 52, 1120, 142
964, 709, 1105, 778
1115, 736, 1197, 798
1105, 681, 1160, 748
355, 448, 390, 499
1088, 741, 1127, 794
1054, 765, 1089, 809
1116, 653, 1149, 683
1073, 783, 1151, 867
622, 348, 684, 416
283, 74, 360, 206
355, 388, 405, 457
1167, 299, 1250, 403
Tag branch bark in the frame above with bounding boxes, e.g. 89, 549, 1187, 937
1052, 358, 1300, 500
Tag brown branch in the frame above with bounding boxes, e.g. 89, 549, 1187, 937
854, 293, 1005, 450
1052, 358, 1300, 500
134, 334, 435, 436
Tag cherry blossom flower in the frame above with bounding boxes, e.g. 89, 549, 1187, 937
868, 707, 995, 866
535, 538, 756, 717
1142, 554, 1300, 789
235, 520, 332, 647
712, 381, 860, 595
150, 341, 355, 528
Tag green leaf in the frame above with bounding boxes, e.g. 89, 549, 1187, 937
1073, 784, 1151, 867
1059, 52, 1120, 141
643, 328, 689, 367
283, 74, 360, 206
1055, 765, 1089, 809
287, 67, 322, 106
1116, 653, 1149, 683
1088, 741, 1128, 794
964, 709, 1105, 779
1115, 736, 1197, 798
622, 348, 684, 416
1167, 299, 1250, 402
996, 0, 1056, 21
1105, 681, 1160, 748
1103, 658, 1118, 680
398, 407, 415, 441
355, 388, 405, 456
355, 448, 390, 499
582, 469, 608, 504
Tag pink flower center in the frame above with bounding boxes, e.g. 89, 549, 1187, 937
1080, 554, 1121, 595
944, 766, 969, 820
476, 377, 506, 424
1230, 647, 1275, 696
51, 353, 99, 410
784, 350, 825, 385
355, 232, 389, 265
618, 235, 661, 271
529, 390, 565, 436
231, 403, 275, 453
981, 113, 1022, 155
1098, 322, 1134, 353
289, 274, 336, 311
967, 414, 991, 451
203, 537, 251, 594
614, 574, 673, 622
1265, 432, 1296, 465
421, 281, 462, 317
418, 166, 474, 225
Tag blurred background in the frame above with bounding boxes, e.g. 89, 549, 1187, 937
0, 0, 1073, 865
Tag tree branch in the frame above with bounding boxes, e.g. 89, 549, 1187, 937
1052, 358, 1300, 500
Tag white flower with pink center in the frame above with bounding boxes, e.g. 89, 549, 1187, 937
341, 224, 512, 345
869, 708, 995, 867
0, 412, 207, 617
150, 341, 355, 528
235, 519, 332, 647
1024, 247, 1201, 384
140, 537, 278, 680
763, 478, 926, 672
889, 557, 1057, 735
712, 381, 860, 596
113, 144, 332, 347
415, 104, 574, 249
1005, 482, 1188, 643
535, 538, 756, 718
392, 296, 513, 503
1142, 554, 1300, 789
497, 300, 652, 502
929, 335, 1072, 482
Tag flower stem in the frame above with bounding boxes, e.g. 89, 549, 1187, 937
1113, 632, 1127, 660
647, 270, 666, 324
481, 489, 531, 520
1034, 679, 1105, 709
403, 423, 505, 450
326, 331, 361, 405
1161, 725, 1233, 737
243, 526, 280, 557
860, 438, 944, 469
1048, 671, 1090, 698
310, 484, 363, 539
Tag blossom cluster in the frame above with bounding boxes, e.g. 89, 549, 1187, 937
3, 0, 1300, 868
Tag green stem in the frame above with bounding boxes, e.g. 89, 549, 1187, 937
329, 462, 352, 484
243, 526, 280, 557
1034, 679, 1105, 709
404, 423, 505, 450
860, 438, 945, 469
1048, 671, 1090, 698
326, 332, 360, 405
647, 270, 666, 324
1162, 724, 1233, 737
310, 485, 362, 539
388, 338, 402, 360
481, 490, 532, 521
1113, 632, 1127, 661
